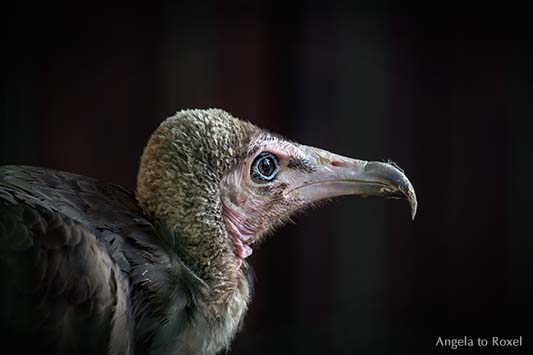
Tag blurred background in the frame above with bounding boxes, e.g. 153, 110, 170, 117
3, 2, 532, 354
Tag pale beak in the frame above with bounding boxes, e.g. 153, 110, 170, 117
285, 146, 418, 219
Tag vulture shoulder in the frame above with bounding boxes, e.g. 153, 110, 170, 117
0, 165, 206, 355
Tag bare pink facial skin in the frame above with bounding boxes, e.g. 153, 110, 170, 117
220, 134, 417, 267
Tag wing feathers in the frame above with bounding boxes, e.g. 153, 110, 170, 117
0, 166, 139, 354
0, 165, 202, 355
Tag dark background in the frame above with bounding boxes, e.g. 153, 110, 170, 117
3, 3, 533, 355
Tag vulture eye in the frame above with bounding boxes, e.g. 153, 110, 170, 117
251, 152, 279, 182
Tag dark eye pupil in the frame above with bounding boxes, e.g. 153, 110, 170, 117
252, 152, 279, 182
258, 157, 274, 176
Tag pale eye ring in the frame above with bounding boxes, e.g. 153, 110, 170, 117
251, 152, 279, 182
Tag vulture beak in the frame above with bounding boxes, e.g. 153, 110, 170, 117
286, 146, 418, 220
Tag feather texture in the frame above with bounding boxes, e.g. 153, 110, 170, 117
0, 165, 234, 355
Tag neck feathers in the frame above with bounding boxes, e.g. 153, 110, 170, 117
136, 109, 257, 304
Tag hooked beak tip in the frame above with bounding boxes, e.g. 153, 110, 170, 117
407, 189, 418, 220
400, 173, 417, 220
362, 161, 418, 220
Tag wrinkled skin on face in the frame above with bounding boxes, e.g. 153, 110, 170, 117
220, 133, 417, 265
220, 136, 303, 261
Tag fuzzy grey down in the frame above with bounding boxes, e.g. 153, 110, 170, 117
136, 109, 261, 354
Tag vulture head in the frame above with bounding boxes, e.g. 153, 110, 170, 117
136, 109, 416, 302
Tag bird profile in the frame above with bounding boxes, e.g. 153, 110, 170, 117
0, 109, 417, 355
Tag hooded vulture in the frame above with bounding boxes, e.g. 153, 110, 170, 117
0, 109, 417, 355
